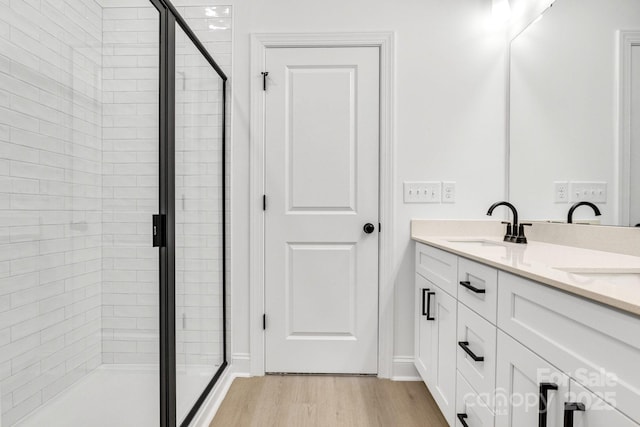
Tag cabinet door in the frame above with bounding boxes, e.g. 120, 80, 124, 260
428, 283, 458, 425
495, 331, 569, 427
566, 381, 639, 427
415, 273, 434, 383
497, 271, 640, 423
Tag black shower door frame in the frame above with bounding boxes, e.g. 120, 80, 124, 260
149, 1, 228, 426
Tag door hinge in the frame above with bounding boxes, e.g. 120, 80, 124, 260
263, 195, 267, 211
263, 314, 266, 330
152, 214, 166, 247
379, 222, 381, 233
261, 71, 269, 91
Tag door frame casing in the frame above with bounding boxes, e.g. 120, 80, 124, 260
617, 30, 640, 226
249, 32, 395, 377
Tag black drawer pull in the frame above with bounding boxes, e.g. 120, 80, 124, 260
460, 281, 486, 294
421, 288, 429, 316
563, 402, 585, 427
458, 341, 484, 361
539, 383, 558, 427
426, 290, 435, 320
457, 413, 470, 427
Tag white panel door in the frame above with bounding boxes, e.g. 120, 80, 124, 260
264, 46, 380, 373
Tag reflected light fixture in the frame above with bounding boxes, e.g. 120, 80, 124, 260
209, 22, 229, 31
492, 0, 512, 23
205, 7, 218, 17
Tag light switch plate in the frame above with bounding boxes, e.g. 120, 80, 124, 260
569, 181, 607, 203
403, 181, 441, 203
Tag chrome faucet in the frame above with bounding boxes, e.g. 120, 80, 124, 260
487, 201, 519, 243
567, 201, 601, 224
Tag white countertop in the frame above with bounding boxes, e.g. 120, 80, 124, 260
412, 224, 640, 317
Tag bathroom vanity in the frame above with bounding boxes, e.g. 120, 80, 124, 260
412, 220, 640, 427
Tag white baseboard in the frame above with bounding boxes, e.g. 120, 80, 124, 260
231, 353, 251, 376
189, 356, 253, 427
391, 356, 420, 381
189, 367, 236, 427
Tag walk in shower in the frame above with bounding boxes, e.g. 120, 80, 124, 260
0, 1, 228, 426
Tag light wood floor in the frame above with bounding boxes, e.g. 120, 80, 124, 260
210, 375, 448, 427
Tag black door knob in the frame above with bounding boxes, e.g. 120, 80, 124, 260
363, 223, 375, 234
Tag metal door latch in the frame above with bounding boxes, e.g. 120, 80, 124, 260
152, 214, 166, 247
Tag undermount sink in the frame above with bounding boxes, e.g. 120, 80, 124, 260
446, 239, 507, 248
554, 267, 640, 286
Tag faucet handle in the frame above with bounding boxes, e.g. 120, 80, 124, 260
515, 223, 532, 244
500, 221, 513, 242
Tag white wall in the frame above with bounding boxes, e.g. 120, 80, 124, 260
225, 0, 508, 373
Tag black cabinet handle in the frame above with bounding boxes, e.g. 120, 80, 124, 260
421, 288, 429, 316
363, 223, 375, 234
457, 413, 470, 427
426, 290, 435, 320
563, 402, 585, 427
539, 383, 558, 427
458, 341, 484, 361
459, 281, 486, 294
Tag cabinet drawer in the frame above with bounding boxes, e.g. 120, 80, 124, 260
458, 257, 498, 324
457, 303, 496, 407
569, 381, 639, 427
416, 242, 458, 297
456, 372, 495, 427
498, 271, 640, 424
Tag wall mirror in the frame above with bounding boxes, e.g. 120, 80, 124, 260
508, 0, 640, 226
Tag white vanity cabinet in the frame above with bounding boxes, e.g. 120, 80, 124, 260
414, 241, 640, 427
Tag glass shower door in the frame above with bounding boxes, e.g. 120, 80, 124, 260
174, 21, 226, 425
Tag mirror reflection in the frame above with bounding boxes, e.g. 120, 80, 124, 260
509, 0, 640, 226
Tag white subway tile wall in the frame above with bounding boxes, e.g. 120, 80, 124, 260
0, 1, 103, 425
